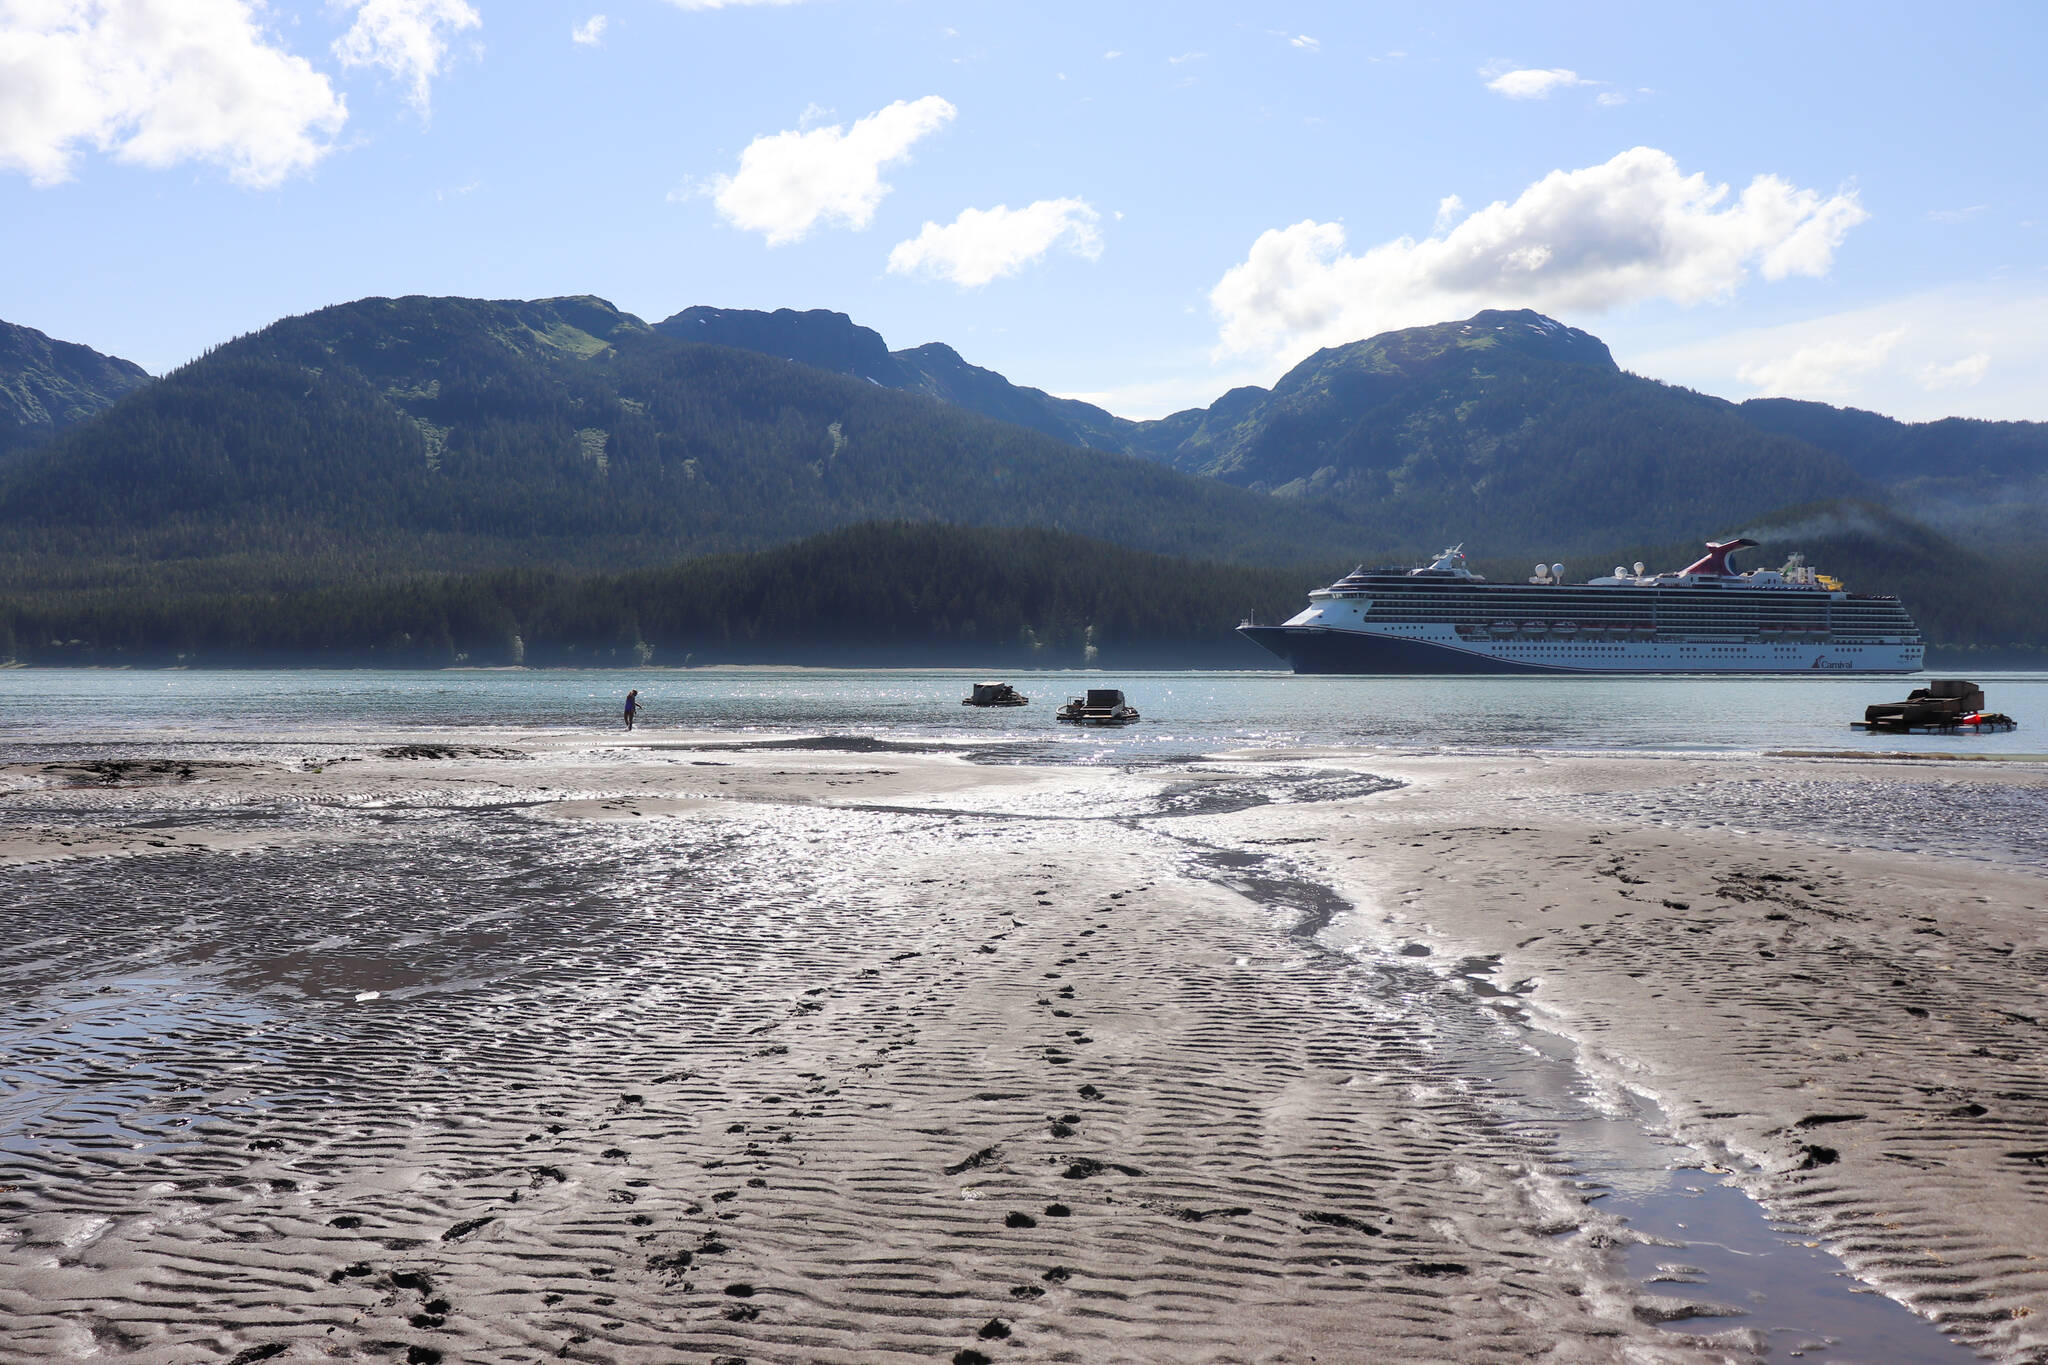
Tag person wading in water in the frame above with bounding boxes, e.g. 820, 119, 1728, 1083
623, 689, 640, 731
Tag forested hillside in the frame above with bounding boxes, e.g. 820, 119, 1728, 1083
0, 318, 151, 453
0, 523, 1314, 669
0, 295, 1374, 593
657, 306, 1138, 451
1124, 311, 1875, 553
675, 306, 1907, 556
6, 296, 2045, 659
1735, 397, 2048, 543
7, 514, 2039, 670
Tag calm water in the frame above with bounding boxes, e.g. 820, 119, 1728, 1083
1, 667, 2042, 759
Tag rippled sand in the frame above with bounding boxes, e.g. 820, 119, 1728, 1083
2, 737, 2043, 1363
1232, 749, 2048, 1363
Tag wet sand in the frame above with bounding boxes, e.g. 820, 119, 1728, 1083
1, 737, 2044, 1363
1204, 750, 2048, 1362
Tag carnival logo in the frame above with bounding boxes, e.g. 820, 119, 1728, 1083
1810, 657, 1852, 670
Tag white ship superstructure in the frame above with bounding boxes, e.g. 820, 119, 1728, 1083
1238, 539, 1923, 675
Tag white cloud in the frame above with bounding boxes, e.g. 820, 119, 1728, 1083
1102, 49, 1120, 59
333, 0, 480, 112
1485, 66, 1589, 99
1628, 285, 2048, 421
0, 0, 348, 187
1290, 34, 1318, 50
1056, 363, 1275, 421
1595, 90, 1628, 107
707, 95, 954, 245
1736, 326, 1905, 397
1926, 204, 1987, 223
887, 197, 1101, 287
1209, 146, 1869, 365
663, 0, 807, 8
1432, 193, 1464, 234
572, 14, 606, 45
1167, 50, 1203, 64
1919, 353, 1991, 390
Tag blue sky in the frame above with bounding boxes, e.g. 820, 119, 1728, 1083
2, 0, 2042, 421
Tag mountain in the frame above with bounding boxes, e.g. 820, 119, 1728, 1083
1124, 310, 1879, 554
10, 293, 2043, 651
0, 318, 151, 453
0, 294, 1372, 593
672, 306, 1885, 557
1140, 310, 1621, 481
1735, 397, 2048, 484
656, 306, 1138, 451
1734, 397, 2048, 542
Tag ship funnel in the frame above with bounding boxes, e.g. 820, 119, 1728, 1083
1680, 538, 1760, 578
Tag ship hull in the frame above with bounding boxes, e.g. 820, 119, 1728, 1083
1239, 625, 1921, 676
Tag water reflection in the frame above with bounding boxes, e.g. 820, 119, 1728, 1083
4, 668, 2046, 760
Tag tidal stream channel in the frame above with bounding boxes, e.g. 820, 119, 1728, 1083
1152, 807, 1981, 1363
823, 736, 1987, 1362
665, 737, 1988, 1361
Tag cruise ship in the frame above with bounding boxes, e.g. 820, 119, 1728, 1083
1238, 539, 1923, 675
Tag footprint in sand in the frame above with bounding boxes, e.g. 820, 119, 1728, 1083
944, 1146, 1000, 1175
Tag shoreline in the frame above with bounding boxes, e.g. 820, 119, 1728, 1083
1207, 750, 2048, 1360
2, 739, 2043, 1361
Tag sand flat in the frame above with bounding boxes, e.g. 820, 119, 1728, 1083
1205, 750, 2048, 1361
1, 739, 2041, 1362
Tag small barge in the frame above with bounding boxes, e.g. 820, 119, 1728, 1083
1854, 680, 2017, 733
1056, 688, 1140, 726
963, 681, 1028, 707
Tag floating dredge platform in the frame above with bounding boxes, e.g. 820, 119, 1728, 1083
1853, 680, 2016, 734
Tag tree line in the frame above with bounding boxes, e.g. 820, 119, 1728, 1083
0, 523, 1320, 669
